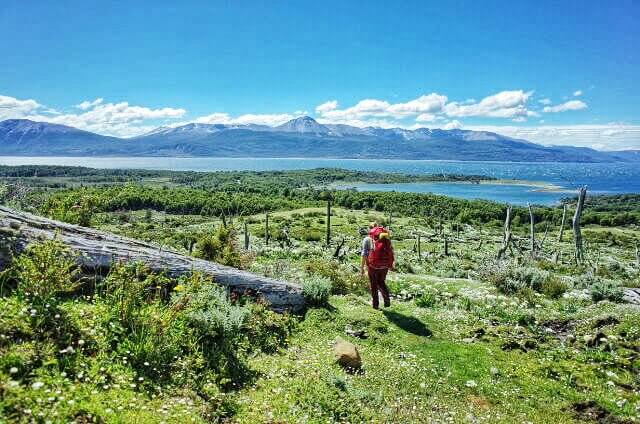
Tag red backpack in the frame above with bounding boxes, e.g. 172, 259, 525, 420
368, 226, 394, 269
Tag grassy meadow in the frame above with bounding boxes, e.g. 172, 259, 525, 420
1, 166, 639, 423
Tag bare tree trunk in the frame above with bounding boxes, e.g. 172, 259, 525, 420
539, 222, 549, 251
636, 241, 639, 268
265, 213, 270, 246
0, 206, 303, 312
497, 205, 513, 259
417, 233, 422, 261
528, 203, 536, 257
558, 204, 567, 242
326, 199, 331, 247
244, 221, 250, 250
573, 186, 587, 265
443, 231, 449, 256
333, 237, 346, 259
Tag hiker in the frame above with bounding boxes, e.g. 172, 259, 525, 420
360, 223, 395, 309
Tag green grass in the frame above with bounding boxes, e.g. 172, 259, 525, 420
2, 168, 640, 422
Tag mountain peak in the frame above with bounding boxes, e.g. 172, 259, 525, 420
276, 116, 330, 133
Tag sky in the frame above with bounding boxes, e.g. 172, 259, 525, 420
1, 0, 639, 150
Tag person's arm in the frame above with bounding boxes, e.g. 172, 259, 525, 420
360, 255, 368, 276
360, 237, 370, 276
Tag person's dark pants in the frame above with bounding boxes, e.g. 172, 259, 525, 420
368, 267, 390, 309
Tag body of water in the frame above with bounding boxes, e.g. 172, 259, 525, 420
1, 156, 639, 206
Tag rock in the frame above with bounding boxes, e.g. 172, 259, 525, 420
584, 331, 607, 348
566, 334, 576, 344
490, 367, 500, 376
345, 325, 368, 339
622, 288, 640, 305
583, 335, 595, 347
334, 338, 362, 371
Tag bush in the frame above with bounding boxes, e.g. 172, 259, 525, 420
479, 261, 563, 298
184, 281, 250, 340
195, 225, 249, 268
244, 301, 297, 353
541, 277, 572, 299
302, 276, 332, 306
415, 291, 438, 308
591, 279, 624, 303
10, 239, 79, 301
303, 259, 365, 295
297, 228, 323, 242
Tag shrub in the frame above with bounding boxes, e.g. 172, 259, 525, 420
10, 239, 79, 301
415, 291, 438, 308
303, 260, 364, 295
541, 277, 572, 299
297, 228, 323, 242
244, 301, 297, 353
195, 225, 249, 268
302, 276, 332, 306
591, 279, 624, 303
185, 284, 250, 339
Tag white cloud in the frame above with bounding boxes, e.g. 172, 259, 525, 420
315, 100, 338, 114
415, 113, 436, 122
444, 90, 533, 118
315, 93, 448, 123
76, 98, 104, 110
543, 100, 587, 113
573, 90, 583, 97
0, 94, 44, 120
443, 120, 463, 130
538, 98, 552, 105
467, 124, 640, 150
4, 94, 187, 137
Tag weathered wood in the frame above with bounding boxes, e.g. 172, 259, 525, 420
0, 206, 304, 312
326, 199, 331, 247
497, 205, 513, 259
528, 203, 536, 257
573, 186, 587, 265
243, 221, 250, 250
443, 231, 449, 256
558, 204, 567, 242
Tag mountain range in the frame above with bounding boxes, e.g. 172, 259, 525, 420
1, 117, 638, 162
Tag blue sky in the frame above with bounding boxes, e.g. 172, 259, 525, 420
1, 0, 639, 149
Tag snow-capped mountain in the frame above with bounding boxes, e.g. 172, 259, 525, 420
275, 116, 330, 134
0, 117, 637, 162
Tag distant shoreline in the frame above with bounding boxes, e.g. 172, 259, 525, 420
330, 178, 570, 193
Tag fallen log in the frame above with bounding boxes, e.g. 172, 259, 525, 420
0, 206, 304, 312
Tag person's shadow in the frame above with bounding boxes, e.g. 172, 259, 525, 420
383, 310, 433, 338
